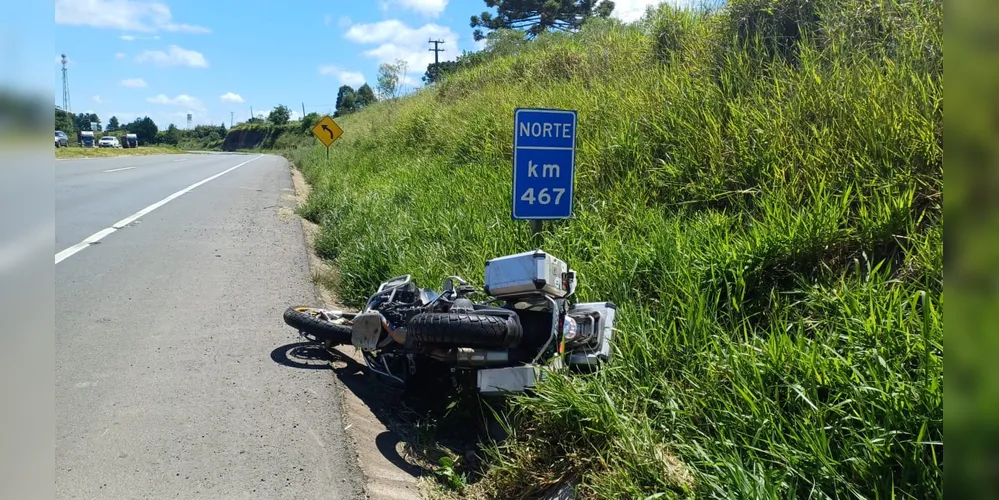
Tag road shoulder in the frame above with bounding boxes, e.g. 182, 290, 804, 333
290, 164, 425, 500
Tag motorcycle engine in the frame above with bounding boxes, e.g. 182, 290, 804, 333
381, 304, 425, 329
449, 297, 475, 313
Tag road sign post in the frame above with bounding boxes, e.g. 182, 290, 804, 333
512, 108, 577, 234
311, 115, 344, 159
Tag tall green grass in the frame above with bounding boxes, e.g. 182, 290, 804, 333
289, 0, 942, 497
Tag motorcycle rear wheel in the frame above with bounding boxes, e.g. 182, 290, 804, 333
283, 306, 353, 346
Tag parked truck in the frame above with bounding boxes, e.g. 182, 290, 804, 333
123, 133, 138, 148
78, 131, 95, 148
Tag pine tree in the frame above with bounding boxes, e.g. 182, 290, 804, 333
470, 0, 615, 41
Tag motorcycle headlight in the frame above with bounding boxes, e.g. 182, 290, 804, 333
562, 316, 578, 342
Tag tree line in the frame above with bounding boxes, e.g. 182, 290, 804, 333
54, 107, 227, 146
333, 83, 377, 117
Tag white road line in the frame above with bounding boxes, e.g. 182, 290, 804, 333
173, 159, 188, 162
103, 166, 136, 173
55, 154, 263, 265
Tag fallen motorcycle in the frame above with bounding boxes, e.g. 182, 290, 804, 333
282, 250, 616, 395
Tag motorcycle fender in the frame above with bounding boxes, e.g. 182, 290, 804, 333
351, 312, 383, 351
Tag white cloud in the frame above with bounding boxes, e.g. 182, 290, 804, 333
115, 52, 126, 60
135, 45, 208, 68
318, 66, 366, 87
55, 0, 211, 33
121, 33, 160, 41
344, 20, 407, 43
611, 0, 702, 22
610, 0, 657, 22
399, 75, 421, 91
220, 92, 245, 103
394, 0, 447, 17
120, 78, 148, 87
92, 95, 103, 103
345, 20, 458, 77
146, 93, 206, 113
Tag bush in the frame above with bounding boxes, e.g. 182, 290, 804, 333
647, 4, 710, 65
300, 112, 321, 133
720, 0, 818, 63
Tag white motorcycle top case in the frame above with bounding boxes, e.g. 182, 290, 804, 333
484, 250, 570, 298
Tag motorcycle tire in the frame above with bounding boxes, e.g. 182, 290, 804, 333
283, 306, 353, 346
407, 312, 523, 349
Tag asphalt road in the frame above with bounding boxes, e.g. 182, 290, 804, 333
55, 153, 363, 499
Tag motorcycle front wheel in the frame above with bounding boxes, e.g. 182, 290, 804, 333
283, 306, 353, 346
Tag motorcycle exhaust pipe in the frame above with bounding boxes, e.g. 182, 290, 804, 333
430, 348, 509, 367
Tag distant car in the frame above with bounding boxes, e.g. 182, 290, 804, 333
55, 131, 69, 148
99, 136, 121, 148
123, 133, 138, 148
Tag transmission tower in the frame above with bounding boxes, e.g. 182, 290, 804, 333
61, 54, 72, 113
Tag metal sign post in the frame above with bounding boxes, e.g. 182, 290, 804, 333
511, 108, 578, 235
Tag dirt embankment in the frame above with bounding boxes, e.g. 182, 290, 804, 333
221, 129, 265, 151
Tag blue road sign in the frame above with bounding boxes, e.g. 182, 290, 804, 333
512, 108, 577, 220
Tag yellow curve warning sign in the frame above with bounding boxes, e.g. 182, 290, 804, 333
311, 115, 344, 147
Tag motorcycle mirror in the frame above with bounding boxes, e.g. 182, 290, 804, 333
443, 276, 468, 294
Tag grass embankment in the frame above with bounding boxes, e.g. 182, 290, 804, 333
55, 145, 184, 159
289, 0, 942, 497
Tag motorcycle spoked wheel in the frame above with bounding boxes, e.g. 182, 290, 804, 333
283, 306, 353, 346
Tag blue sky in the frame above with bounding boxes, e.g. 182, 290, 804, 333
54, 0, 665, 129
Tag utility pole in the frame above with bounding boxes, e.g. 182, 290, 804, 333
230, 111, 234, 128
302, 102, 306, 120
250, 106, 253, 120
428, 39, 445, 83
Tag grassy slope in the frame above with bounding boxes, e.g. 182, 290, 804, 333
55, 145, 184, 158
289, 1, 942, 497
